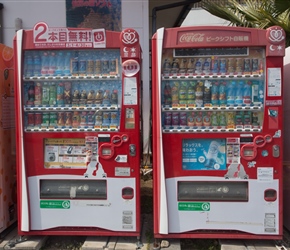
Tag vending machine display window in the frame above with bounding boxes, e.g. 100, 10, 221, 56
23, 49, 122, 132
161, 47, 266, 133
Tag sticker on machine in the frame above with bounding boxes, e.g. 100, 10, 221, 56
182, 138, 226, 170
257, 167, 273, 182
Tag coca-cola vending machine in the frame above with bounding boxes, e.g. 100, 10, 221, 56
14, 22, 142, 236
152, 25, 285, 240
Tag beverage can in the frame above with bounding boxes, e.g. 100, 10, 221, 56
86, 56, 94, 76
34, 113, 42, 126
27, 113, 35, 126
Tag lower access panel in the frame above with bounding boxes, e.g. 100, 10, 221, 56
29, 175, 136, 232
167, 177, 279, 235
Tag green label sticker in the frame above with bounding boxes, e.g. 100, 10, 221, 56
40, 200, 70, 209
178, 202, 210, 211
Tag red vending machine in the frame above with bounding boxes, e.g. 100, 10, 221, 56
152, 26, 285, 240
14, 22, 142, 236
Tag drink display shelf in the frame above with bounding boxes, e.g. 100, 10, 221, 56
25, 127, 119, 133
23, 105, 120, 112
163, 127, 262, 133
162, 105, 263, 112
162, 73, 263, 80
23, 74, 120, 81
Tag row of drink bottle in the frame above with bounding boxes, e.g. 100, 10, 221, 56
163, 111, 260, 128
26, 81, 119, 106
163, 79, 263, 107
162, 57, 264, 75
26, 111, 119, 128
24, 50, 118, 77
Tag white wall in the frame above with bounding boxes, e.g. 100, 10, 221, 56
181, 8, 230, 27
1, 0, 150, 155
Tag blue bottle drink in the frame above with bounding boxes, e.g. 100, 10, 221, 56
41, 51, 49, 76
55, 51, 64, 76
226, 81, 236, 106
235, 81, 244, 106
243, 81, 252, 105
63, 52, 71, 76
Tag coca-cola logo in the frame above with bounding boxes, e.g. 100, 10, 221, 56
179, 33, 205, 43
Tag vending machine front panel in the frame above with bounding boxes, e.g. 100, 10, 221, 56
152, 26, 285, 240
14, 23, 141, 236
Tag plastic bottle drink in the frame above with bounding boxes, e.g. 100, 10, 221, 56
226, 81, 236, 106
211, 81, 219, 106
49, 83, 57, 105
102, 90, 111, 105
42, 82, 50, 105
111, 89, 118, 105
203, 80, 212, 105
243, 81, 252, 105
56, 83, 64, 105
41, 51, 49, 76
71, 51, 79, 76
33, 51, 41, 76
163, 82, 172, 105
187, 81, 196, 105
178, 81, 187, 105
218, 81, 227, 106
25, 54, 34, 77
55, 51, 64, 76
78, 51, 87, 76
86, 52, 94, 76
63, 52, 71, 76
34, 82, 42, 106
48, 52, 56, 76
235, 81, 244, 105
195, 81, 204, 107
